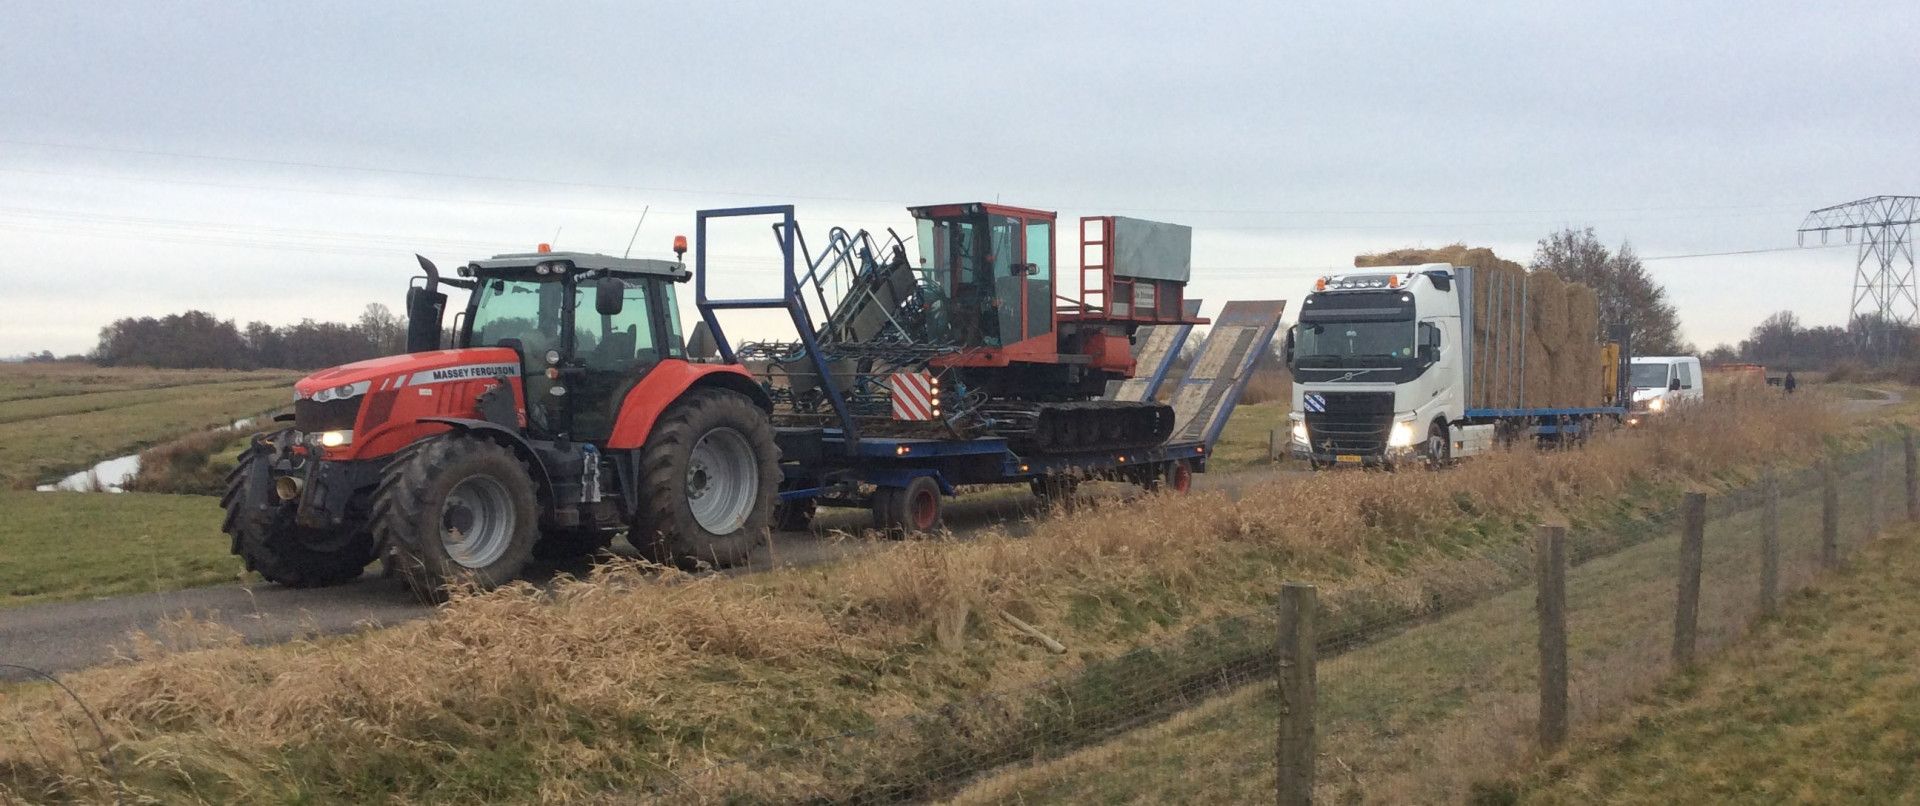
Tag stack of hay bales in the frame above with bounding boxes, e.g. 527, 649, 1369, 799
1352, 245, 1604, 408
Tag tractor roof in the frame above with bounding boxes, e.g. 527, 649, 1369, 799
464, 251, 691, 281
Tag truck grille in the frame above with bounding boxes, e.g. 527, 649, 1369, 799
1304, 391, 1395, 453
295, 397, 360, 432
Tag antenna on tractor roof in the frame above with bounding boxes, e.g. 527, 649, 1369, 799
622, 205, 652, 259
550, 226, 562, 249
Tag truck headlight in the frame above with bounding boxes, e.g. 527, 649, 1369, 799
1291, 420, 1309, 445
317, 429, 353, 448
1388, 420, 1416, 448
1648, 397, 1665, 412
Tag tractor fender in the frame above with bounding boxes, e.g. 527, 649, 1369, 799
603, 360, 772, 450
416, 417, 556, 503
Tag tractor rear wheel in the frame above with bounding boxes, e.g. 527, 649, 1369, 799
629, 389, 779, 570
221, 450, 375, 588
371, 434, 541, 601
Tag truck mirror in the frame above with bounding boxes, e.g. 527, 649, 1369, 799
1669, 377, 1682, 392
1417, 344, 1437, 364
1283, 326, 1296, 366
596, 279, 625, 316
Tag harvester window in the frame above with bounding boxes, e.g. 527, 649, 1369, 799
1025, 220, 1052, 340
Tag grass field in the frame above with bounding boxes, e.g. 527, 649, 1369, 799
0, 387, 1867, 804
1512, 525, 1920, 804
0, 491, 242, 606
0, 364, 296, 487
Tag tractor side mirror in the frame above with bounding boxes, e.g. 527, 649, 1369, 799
595, 279, 625, 316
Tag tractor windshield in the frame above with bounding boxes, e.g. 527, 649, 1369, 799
472, 279, 565, 355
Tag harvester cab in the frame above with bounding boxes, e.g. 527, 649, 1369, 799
225, 243, 780, 600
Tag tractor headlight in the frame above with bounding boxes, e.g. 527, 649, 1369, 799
1291, 420, 1309, 445
317, 429, 353, 448
1648, 397, 1665, 412
1388, 420, 1416, 448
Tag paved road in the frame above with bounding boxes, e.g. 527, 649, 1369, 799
0, 464, 1302, 680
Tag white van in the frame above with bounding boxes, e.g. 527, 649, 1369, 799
1628, 356, 1703, 418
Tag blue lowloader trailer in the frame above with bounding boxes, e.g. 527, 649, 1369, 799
690, 204, 1288, 533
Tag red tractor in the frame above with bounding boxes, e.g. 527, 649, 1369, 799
222, 244, 780, 598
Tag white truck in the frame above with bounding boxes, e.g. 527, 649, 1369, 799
1284, 263, 1630, 468
1626, 355, 1704, 423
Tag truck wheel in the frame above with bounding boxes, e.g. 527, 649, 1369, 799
774, 499, 817, 532
221, 449, 375, 587
532, 529, 615, 562
1163, 460, 1193, 493
371, 434, 541, 601
1425, 423, 1452, 469
629, 389, 779, 570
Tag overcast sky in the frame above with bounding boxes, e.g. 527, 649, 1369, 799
2, 1, 1915, 358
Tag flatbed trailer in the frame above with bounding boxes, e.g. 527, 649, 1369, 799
692, 204, 1286, 531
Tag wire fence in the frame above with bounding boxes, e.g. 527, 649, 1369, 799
6, 432, 1909, 804
646, 431, 1911, 804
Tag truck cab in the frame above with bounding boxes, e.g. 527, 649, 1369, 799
1284, 265, 1463, 467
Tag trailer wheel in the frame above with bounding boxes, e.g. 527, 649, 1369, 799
1164, 460, 1194, 493
629, 388, 779, 570
1425, 423, 1452, 469
372, 434, 541, 601
874, 477, 942, 537
1031, 474, 1080, 511
222, 449, 375, 588
774, 499, 817, 532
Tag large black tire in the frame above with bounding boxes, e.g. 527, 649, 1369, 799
221, 450, 375, 588
629, 389, 779, 570
773, 499, 817, 532
532, 529, 616, 562
1425, 422, 1452, 470
370, 434, 541, 601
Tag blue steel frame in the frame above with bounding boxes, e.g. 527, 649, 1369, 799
694, 205, 862, 447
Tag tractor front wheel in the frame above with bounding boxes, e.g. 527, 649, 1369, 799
221, 449, 375, 588
629, 389, 779, 570
372, 434, 541, 601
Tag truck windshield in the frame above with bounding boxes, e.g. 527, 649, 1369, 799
1629, 363, 1671, 388
1294, 320, 1416, 366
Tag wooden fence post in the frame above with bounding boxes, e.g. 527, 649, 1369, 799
1535, 523, 1569, 751
1760, 468, 1780, 618
1276, 582, 1318, 806
1270, 427, 1285, 463
1673, 491, 1707, 668
1905, 429, 1919, 522
1822, 459, 1841, 568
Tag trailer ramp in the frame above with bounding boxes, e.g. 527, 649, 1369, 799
1106, 299, 1205, 403
1164, 300, 1288, 446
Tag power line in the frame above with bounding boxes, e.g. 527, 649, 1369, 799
1640, 243, 1853, 261
1, 137, 1816, 219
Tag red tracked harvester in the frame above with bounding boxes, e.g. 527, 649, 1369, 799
222, 245, 781, 599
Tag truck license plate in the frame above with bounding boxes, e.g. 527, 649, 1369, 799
1336, 454, 1362, 464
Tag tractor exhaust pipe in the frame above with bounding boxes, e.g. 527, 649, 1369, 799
274, 475, 304, 502
404, 254, 448, 353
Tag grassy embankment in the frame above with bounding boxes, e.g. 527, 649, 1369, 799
0, 364, 297, 605
1510, 525, 1920, 804
0, 384, 1870, 803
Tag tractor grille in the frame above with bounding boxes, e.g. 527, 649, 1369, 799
1304, 391, 1395, 453
295, 396, 360, 432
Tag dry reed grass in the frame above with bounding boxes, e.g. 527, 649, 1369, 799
0, 388, 1862, 803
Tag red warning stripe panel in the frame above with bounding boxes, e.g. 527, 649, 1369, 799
891, 372, 936, 421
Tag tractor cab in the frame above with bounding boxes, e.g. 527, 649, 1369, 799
909, 203, 1058, 362
453, 250, 691, 441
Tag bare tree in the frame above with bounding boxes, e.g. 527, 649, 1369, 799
1531, 228, 1689, 355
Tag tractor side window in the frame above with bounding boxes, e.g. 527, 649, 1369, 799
572, 279, 658, 372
